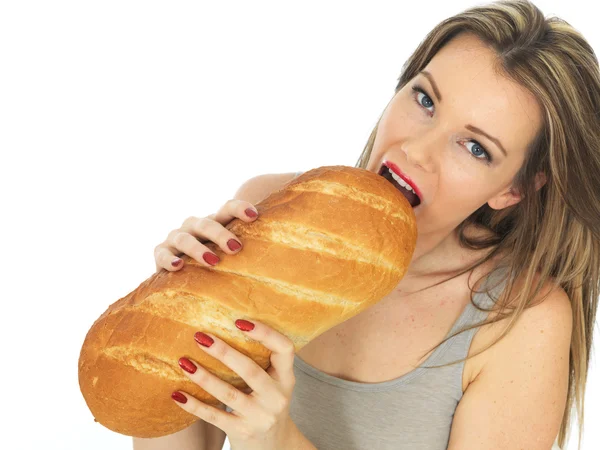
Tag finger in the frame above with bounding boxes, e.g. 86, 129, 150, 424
208, 200, 259, 226
155, 235, 219, 270
153, 245, 186, 272
232, 319, 296, 392
178, 356, 252, 416
192, 330, 275, 399
171, 390, 236, 433
185, 218, 244, 255
166, 229, 222, 267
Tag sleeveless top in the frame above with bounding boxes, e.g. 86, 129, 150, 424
289, 265, 511, 450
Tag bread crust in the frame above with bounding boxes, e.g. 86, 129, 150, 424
78, 165, 417, 437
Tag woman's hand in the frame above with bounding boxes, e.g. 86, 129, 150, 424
153, 199, 260, 273
171, 319, 298, 450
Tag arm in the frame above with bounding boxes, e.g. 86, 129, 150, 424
280, 419, 319, 450
447, 284, 572, 450
132, 413, 227, 450
232, 172, 299, 204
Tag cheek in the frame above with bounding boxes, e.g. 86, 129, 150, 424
439, 172, 494, 209
384, 97, 418, 130
373, 100, 420, 151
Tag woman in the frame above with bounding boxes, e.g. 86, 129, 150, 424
135, 1, 600, 449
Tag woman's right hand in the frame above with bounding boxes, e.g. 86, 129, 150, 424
153, 200, 259, 273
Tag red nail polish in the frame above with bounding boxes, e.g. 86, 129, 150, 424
194, 331, 214, 347
203, 252, 220, 266
235, 319, 255, 331
227, 239, 242, 251
172, 257, 183, 267
178, 357, 197, 374
245, 208, 258, 218
172, 391, 187, 403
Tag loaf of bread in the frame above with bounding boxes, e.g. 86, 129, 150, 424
78, 165, 417, 438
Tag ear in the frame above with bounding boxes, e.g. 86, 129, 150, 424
488, 172, 547, 210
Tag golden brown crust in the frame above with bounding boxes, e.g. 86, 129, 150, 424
78, 165, 417, 437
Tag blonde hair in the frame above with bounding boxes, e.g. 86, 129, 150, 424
355, 1, 600, 448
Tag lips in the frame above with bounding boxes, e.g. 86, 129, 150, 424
378, 160, 424, 204
380, 169, 420, 207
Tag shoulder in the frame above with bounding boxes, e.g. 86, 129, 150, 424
494, 271, 572, 350
448, 272, 572, 449
465, 269, 572, 387
470, 270, 573, 393
475, 270, 572, 365
233, 172, 300, 204
502, 271, 572, 364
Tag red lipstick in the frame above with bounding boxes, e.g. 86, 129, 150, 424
382, 160, 423, 202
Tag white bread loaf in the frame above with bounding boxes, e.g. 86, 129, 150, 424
78, 165, 417, 438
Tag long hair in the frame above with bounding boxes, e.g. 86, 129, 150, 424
355, 1, 600, 448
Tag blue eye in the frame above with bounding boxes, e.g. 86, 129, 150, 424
463, 140, 492, 163
413, 86, 433, 109
410, 84, 493, 165
412, 85, 435, 113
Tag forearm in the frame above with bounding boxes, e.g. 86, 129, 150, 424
229, 418, 317, 450
283, 420, 318, 450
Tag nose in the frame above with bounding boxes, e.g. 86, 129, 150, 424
401, 129, 440, 172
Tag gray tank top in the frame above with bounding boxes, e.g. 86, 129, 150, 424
289, 264, 511, 450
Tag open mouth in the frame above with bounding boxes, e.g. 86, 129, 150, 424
378, 165, 422, 208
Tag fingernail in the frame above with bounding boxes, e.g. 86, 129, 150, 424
172, 257, 183, 267
227, 239, 242, 251
202, 252, 220, 265
235, 319, 255, 332
194, 331, 214, 348
245, 208, 258, 218
178, 357, 197, 374
171, 391, 187, 404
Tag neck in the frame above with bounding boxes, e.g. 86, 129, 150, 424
404, 224, 499, 280
404, 229, 460, 278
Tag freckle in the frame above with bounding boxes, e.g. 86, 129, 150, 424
440, 299, 446, 306
541, 329, 544, 333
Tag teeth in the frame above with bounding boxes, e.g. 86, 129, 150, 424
387, 167, 415, 194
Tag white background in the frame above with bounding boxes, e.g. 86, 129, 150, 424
1, 1, 598, 449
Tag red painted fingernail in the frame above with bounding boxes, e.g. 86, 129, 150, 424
203, 252, 220, 266
235, 319, 255, 332
194, 331, 214, 347
172, 257, 183, 267
245, 208, 258, 218
172, 391, 187, 403
227, 239, 242, 251
178, 357, 197, 374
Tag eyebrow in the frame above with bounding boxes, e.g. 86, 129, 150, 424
420, 70, 508, 158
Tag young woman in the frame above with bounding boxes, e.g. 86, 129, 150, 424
134, 1, 600, 449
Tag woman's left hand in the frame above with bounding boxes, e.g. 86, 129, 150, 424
172, 318, 298, 450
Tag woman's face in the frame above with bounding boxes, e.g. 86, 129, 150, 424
367, 33, 543, 243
